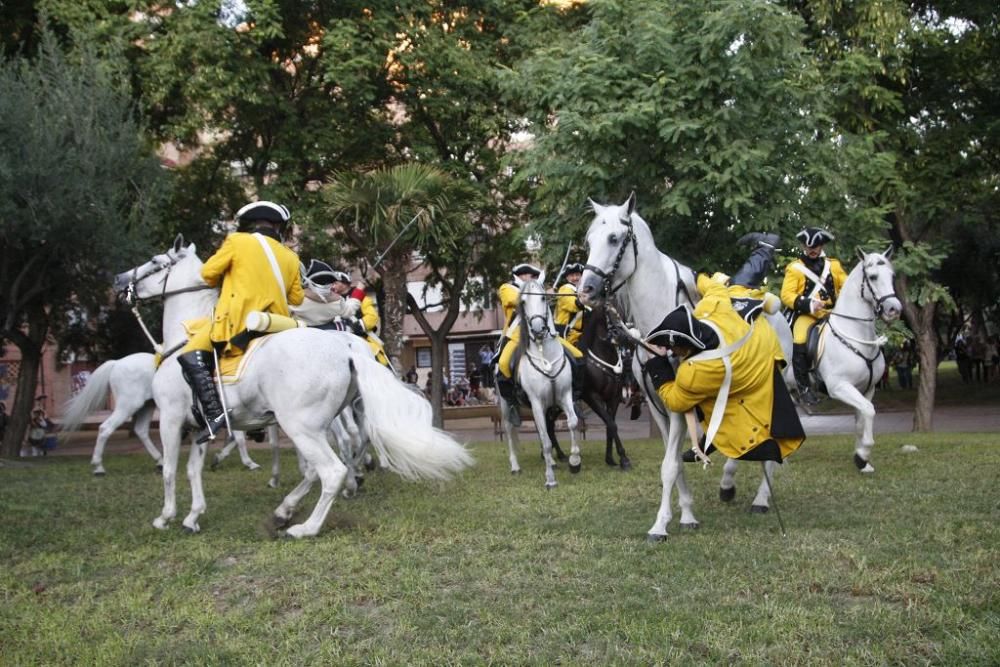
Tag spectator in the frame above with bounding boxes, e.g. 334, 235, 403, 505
478, 344, 494, 388
989, 335, 999, 383
968, 334, 987, 383
954, 335, 972, 384
468, 365, 481, 395
894, 339, 916, 390
27, 408, 51, 457
404, 365, 419, 385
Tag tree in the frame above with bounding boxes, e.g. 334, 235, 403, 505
0, 31, 166, 456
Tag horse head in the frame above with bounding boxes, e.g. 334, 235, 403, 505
578, 192, 640, 307
114, 234, 204, 302
855, 245, 902, 322
518, 277, 554, 343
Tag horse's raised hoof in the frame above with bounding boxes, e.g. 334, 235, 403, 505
719, 486, 736, 503
679, 522, 700, 531
568, 463, 581, 474
271, 513, 292, 529
853, 453, 875, 473
620, 458, 632, 471
244, 462, 261, 471
749, 505, 769, 514
646, 533, 668, 543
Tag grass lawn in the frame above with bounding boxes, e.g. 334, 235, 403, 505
808, 359, 1000, 414
1, 430, 998, 665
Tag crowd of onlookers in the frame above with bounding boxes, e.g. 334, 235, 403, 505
954, 332, 999, 385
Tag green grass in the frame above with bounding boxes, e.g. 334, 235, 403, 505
809, 359, 1000, 414
2, 432, 999, 666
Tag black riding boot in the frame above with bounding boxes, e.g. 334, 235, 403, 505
178, 350, 231, 443
495, 374, 521, 426
792, 343, 819, 405
730, 233, 780, 288
570, 355, 585, 401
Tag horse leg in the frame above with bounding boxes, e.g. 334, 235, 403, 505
235, 431, 261, 470
502, 398, 522, 475
560, 393, 582, 474
719, 458, 738, 503
647, 410, 698, 539
153, 413, 185, 530
607, 395, 631, 471
584, 394, 617, 467
132, 402, 162, 471
268, 424, 281, 488
273, 461, 318, 527
211, 433, 239, 470
283, 433, 349, 539
544, 412, 566, 464
330, 419, 358, 498
532, 400, 558, 489
182, 439, 210, 533
749, 460, 779, 513
829, 381, 877, 473
90, 404, 135, 475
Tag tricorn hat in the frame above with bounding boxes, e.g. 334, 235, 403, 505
304, 259, 336, 286
564, 262, 585, 275
796, 227, 835, 248
512, 263, 542, 279
646, 304, 719, 351
235, 200, 291, 226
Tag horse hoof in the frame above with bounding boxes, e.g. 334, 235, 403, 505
155, 464, 163, 475
364, 460, 377, 472
605, 459, 617, 467
272, 514, 292, 529
245, 462, 261, 471
646, 533, 668, 543
355, 476, 365, 488
620, 459, 632, 471
859, 464, 875, 474
152, 517, 169, 530
679, 522, 700, 530
93, 470, 106, 477
719, 486, 736, 503
749, 505, 769, 514
267, 478, 279, 489
182, 525, 200, 534
568, 463, 581, 474
511, 469, 521, 476
545, 482, 558, 490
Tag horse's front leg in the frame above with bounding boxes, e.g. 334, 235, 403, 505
828, 381, 877, 473
647, 409, 697, 540
560, 390, 582, 474
182, 438, 210, 533
153, 414, 185, 530
501, 398, 522, 475
531, 399, 558, 489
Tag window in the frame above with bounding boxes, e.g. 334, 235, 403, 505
416, 347, 432, 368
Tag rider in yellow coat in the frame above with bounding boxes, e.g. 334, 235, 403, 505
329, 272, 390, 367
553, 262, 585, 346
644, 235, 805, 462
495, 263, 583, 425
780, 227, 848, 405
178, 201, 304, 441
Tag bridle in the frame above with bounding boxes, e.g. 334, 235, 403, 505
860, 261, 898, 319
583, 217, 638, 298
123, 252, 213, 305
121, 250, 214, 358
517, 285, 566, 380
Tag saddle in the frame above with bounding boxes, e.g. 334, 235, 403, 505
805, 320, 828, 372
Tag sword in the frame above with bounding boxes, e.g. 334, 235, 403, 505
210, 346, 236, 444
550, 244, 573, 290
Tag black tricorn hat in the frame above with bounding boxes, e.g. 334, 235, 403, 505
796, 227, 835, 248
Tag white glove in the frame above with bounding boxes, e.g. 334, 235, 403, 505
809, 299, 825, 315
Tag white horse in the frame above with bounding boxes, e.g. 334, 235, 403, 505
577, 194, 796, 539
115, 241, 473, 538
811, 248, 901, 473
500, 276, 580, 489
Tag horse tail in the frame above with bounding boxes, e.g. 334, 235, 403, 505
59, 359, 116, 433
346, 343, 474, 481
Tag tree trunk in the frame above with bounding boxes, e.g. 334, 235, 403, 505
912, 303, 938, 432
2, 307, 48, 457
379, 255, 407, 375
428, 332, 448, 428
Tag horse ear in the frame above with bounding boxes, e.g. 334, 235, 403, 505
883, 244, 894, 259
587, 197, 600, 213
855, 246, 867, 262
173, 234, 185, 253
624, 191, 637, 217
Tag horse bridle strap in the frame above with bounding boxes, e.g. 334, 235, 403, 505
860, 268, 898, 317
584, 220, 638, 297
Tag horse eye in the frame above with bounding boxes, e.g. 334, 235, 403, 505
867, 272, 878, 280
608, 234, 618, 245
876, 260, 885, 266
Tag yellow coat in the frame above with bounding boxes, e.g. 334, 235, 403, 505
498, 282, 520, 332
495, 281, 581, 378
360, 294, 380, 333
780, 256, 848, 319
553, 283, 584, 345
202, 232, 304, 347
657, 276, 803, 460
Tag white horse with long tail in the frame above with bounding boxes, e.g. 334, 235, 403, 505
114, 240, 473, 538
809, 247, 901, 472
577, 194, 797, 540
499, 275, 580, 488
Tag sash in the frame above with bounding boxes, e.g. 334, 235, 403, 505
791, 259, 831, 301
687, 320, 754, 452
253, 233, 287, 308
